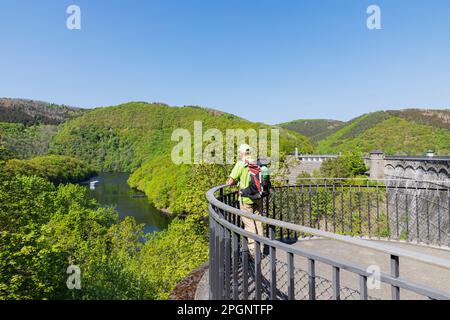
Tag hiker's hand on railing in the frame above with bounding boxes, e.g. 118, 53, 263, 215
226, 177, 235, 186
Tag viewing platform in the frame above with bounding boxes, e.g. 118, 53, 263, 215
205, 178, 450, 300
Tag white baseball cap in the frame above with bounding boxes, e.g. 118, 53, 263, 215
238, 144, 252, 154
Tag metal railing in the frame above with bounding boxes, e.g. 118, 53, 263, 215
207, 179, 450, 300
273, 178, 450, 247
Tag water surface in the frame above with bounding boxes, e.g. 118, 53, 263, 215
83, 173, 171, 234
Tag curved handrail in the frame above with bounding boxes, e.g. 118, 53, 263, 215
209, 204, 450, 299
207, 185, 450, 270
292, 177, 450, 192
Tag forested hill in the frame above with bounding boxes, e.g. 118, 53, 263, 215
0, 99, 86, 158
0, 98, 85, 125
278, 119, 345, 142
50, 102, 313, 172
49, 102, 313, 213
315, 109, 450, 155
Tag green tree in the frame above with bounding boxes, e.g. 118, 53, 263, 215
320, 152, 367, 178
0, 175, 140, 299
0, 174, 209, 300
2, 155, 96, 184
0, 146, 13, 160
135, 215, 209, 300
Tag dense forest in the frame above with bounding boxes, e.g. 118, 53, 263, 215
0, 122, 59, 159
0, 174, 208, 299
1, 155, 96, 184
278, 119, 345, 142
0, 99, 86, 158
0, 98, 84, 125
49, 102, 313, 214
280, 109, 450, 155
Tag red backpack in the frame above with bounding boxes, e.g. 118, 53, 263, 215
239, 160, 263, 200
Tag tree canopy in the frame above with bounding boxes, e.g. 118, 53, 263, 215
0, 174, 208, 300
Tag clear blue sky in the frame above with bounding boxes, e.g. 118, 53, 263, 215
1, 0, 449, 124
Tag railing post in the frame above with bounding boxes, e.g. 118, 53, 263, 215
426, 192, 430, 244
438, 197, 442, 246
308, 184, 312, 229
242, 236, 249, 300
332, 266, 340, 300
301, 185, 305, 227
349, 185, 353, 236
358, 185, 362, 237
324, 181, 328, 232
214, 219, 221, 299
219, 188, 224, 203
376, 184, 380, 239
287, 252, 295, 300
226, 194, 232, 220
224, 229, 231, 299
316, 184, 320, 230
272, 188, 277, 229
286, 186, 291, 238
405, 194, 409, 241
395, 190, 399, 239
308, 258, 316, 300
209, 214, 215, 300
390, 254, 400, 300
269, 227, 277, 300
218, 224, 225, 299
332, 184, 336, 233
341, 185, 345, 234
448, 191, 450, 240
447, 191, 450, 246
255, 241, 262, 300
367, 180, 371, 238
415, 191, 420, 244
293, 186, 299, 238
359, 275, 368, 300
232, 232, 239, 300
265, 194, 270, 238
279, 188, 284, 240
386, 188, 390, 240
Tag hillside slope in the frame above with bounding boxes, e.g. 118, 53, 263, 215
278, 119, 345, 142
316, 109, 450, 155
50, 102, 313, 213
1, 155, 96, 184
0, 98, 84, 125
0, 122, 59, 158
0, 98, 87, 158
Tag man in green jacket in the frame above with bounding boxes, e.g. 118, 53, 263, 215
226, 144, 263, 255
